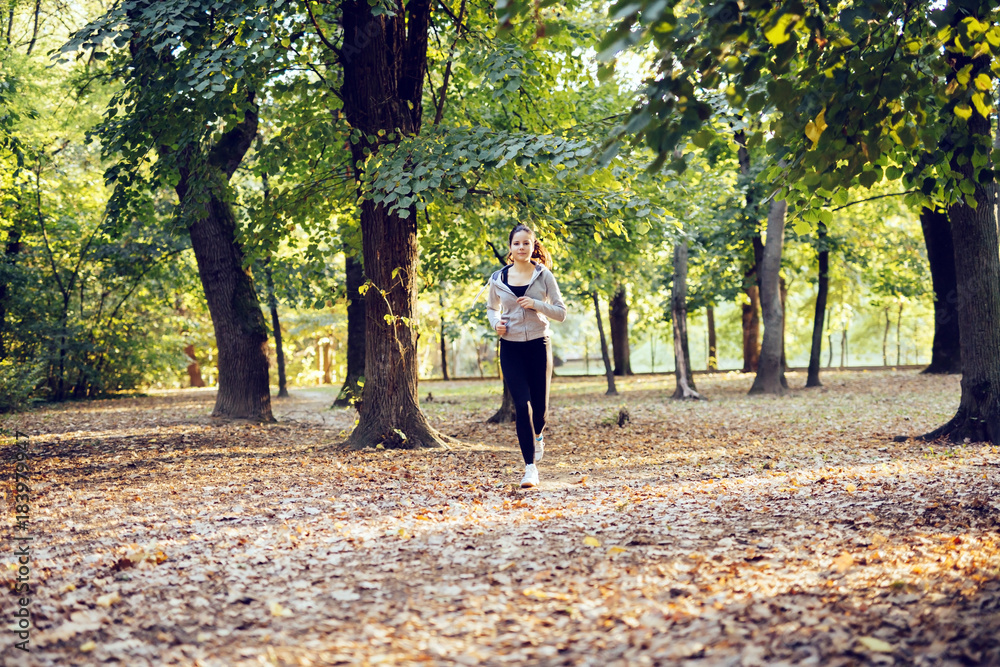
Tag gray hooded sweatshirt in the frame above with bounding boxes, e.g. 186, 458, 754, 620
486, 263, 567, 341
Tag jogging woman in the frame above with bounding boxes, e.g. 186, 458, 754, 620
486, 224, 567, 488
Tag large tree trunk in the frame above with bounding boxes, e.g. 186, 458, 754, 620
749, 199, 788, 395
921, 47, 1000, 442
592, 292, 618, 396
174, 109, 273, 421
264, 260, 288, 398
339, 0, 445, 449
919, 207, 961, 374
610, 286, 632, 375
706, 305, 717, 371
806, 223, 829, 387
671, 243, 703, 400
741, 285, 761, 372
334, 252, 365, 406
184, 192, 274, 420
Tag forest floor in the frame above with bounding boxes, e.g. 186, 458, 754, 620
3, 370, 1000, 666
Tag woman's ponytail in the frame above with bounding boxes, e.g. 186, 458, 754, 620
531, 239, 552, 269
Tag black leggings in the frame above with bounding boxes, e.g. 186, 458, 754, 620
499, 337, 552, 464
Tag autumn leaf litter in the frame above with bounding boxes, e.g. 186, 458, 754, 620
3, 371, 999, 666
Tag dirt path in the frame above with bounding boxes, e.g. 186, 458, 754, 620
2, 372, 999, 666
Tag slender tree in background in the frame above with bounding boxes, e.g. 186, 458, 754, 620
592, 292, 617, 396
919, 207, 960, 374
806, 222, 829, 387
706, 305, 717, 371
438, 291, 449, 381
334, 252, 366, 407
741, 286, 761, 372
260, 176, 287, 398
671, 242, 703, 400
263, 259, 288, 398
749, 199, 788, 395
609, 286, 632, 375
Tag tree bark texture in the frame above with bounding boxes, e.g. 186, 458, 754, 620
264, 261, 288, 398
749, 199, 788, 395
919, 207, 961, 374
185, 194, 273, 420
706, 305, 717, 371
339, 0, 444, 449
592, 292, 618, 396
335, 252, 366, 406
610, 286, 632, 375
174, 108, 273, 421
741, 285, 761, 372
922, 48, 1000, 443
671, 243, 703, 400
806, 224, 829, 387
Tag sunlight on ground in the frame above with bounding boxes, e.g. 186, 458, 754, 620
2, 370, 996, 666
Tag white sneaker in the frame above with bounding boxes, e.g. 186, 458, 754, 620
520, 463, 539, 488
534, 435, 545, 463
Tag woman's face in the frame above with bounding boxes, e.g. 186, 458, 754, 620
510, 231, 534, 262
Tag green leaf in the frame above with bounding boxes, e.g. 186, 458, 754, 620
764, 13, 798, 46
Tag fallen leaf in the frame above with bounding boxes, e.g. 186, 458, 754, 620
858, 636, 894, 653
584, 535, 601, 547
833, 552, 854, 573
96, 592, 121, 608
269, 601, 293, 617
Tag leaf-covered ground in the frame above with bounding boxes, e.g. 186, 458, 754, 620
3, 371, 999, 666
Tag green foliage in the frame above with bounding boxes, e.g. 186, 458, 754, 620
0, 359, 43, 413
596, 1, 1000, 221
60, 0, 295, 229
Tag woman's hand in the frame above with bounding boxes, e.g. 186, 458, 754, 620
495, 320, 508, 335
516, 297, 535, 310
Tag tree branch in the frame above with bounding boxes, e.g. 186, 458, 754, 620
306, 0, 342, 56
486, 240, 507, 264
433, 0, 467, 125
830, 190, 917, 212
